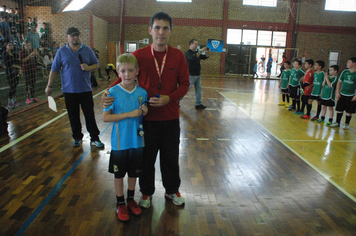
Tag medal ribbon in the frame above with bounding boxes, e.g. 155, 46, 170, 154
151, 44, 168, 84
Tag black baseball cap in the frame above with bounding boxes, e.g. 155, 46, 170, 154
67, 27, 80, 36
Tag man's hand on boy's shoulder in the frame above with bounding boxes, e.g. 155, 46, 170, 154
102, 89, 114, 108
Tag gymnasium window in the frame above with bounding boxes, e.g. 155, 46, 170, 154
227, 29, 286, 47
63, 0, 92, 12
325, 0, 356, 12
242, 30, 257, 45
328, 51, 341, 66
243, 0, 277, 7
272, 32, 287, 47
157, 0, 192, 2
257, 31, 272, 46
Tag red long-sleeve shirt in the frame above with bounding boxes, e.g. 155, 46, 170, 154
110, 45, 190, 121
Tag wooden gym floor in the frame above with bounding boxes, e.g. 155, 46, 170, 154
0, 77, 355, 236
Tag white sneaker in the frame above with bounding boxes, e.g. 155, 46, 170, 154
138, 195, 151, 208
343, 124, 350, 130
329, 122, 340, 128
165, 192, 185, 206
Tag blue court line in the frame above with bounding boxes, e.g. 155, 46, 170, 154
14, 124, 111, 236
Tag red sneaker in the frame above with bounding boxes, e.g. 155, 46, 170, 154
116, 204, 130, 222
33, 97, 40, 102
301, 115, 310, 119
311, 116, 319, 121
127, 199, 142, 216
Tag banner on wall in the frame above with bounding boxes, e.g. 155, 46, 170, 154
207, 39, 224, 53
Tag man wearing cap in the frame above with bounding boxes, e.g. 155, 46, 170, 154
45, 27, 104, 148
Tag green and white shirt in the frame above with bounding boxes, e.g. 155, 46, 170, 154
289, 68, 305, 87
281, 69, 291, 89
311, 71, 325, 96
321, 76, 338, 101
339, 69, 356, 96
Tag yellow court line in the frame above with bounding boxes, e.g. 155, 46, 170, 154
281, 139, 356, 143
218, 91, 356, 203
0, 90, 106, 154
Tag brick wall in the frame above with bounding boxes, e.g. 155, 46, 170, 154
1, 0, 17, 10
13, 0, 356, 75
299, 0, 356, 27
93, 15, 108, 68
125, 0, 223, 19
296, 32, 356, 70
228, 0, 290, 23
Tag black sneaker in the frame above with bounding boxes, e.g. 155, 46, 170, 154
73, 139, 82, 147
195, 104, 207, 109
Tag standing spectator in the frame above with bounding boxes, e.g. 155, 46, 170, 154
185, 38, 209, 109
8, 15, 21, 48
25, 25, 40, 50
0, 14, 11, 44
20, 41, 40, 104
266, 54, 273, 79
92, 48, 104, 79
2, 42, 22, 108
40, 22, 50, 46
25, 17, 32, 32
45, 27, 104, 148
102, 12, 189, 208
12, 8, 24, 41
277, 52, 287, 78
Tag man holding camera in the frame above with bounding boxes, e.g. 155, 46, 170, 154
185, 39, 209, 109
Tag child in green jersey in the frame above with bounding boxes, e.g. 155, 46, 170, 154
278, 61, 291, 106
316, 65, 339, 126
307, 60, 325, 121
329, 57, 356, 130
288, 59, 305, 112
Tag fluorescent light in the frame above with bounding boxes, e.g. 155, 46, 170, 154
63, 0, 92, 12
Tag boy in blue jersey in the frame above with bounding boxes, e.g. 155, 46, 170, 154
103, 54, 148, 222
329, 57, 356, 129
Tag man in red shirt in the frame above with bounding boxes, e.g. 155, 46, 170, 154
103, 12, 189, 208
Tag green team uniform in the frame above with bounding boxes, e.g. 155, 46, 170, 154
289, 68, 305, 87
321, 76, 338, 101
281, 69, 291, 89
311, 71, 325, 96
339, 69, 356, 96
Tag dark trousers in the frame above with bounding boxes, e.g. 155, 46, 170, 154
24, 71, 36, 98
64, 92, 100, 141
6, 72, 19, 98
140, 119, 181, 195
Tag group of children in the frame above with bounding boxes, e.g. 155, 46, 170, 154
278, 57, 356, 130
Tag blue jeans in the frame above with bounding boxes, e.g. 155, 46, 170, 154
189, 75, 203, 106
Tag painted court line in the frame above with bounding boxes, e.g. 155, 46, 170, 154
0, 112, 68, 153
281, 139, 356, 143
15, 123, 111, 236
13, 89, 108, 236
0, 89, 106, 154
218, 91, 356, 203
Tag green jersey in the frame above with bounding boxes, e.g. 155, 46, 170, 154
321, 76, 338, 101
311, 71, 325, 96
339, 69, 356, 96
289, 68, 305, 87
281, 69, 291, 89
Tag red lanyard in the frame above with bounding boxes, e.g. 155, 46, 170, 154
151, 44, 168, 89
